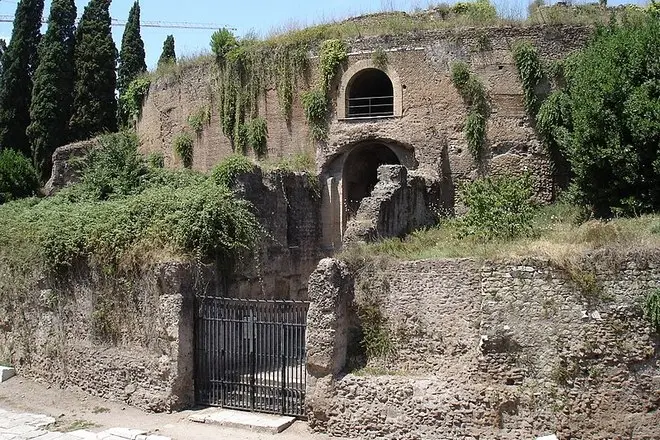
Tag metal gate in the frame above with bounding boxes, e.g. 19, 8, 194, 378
194, 297, 308, 417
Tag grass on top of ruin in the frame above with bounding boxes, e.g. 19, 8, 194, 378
340, 202, 660, 264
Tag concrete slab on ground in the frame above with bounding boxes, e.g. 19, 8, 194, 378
0, 367, 15, 383
188, 408, 295, 434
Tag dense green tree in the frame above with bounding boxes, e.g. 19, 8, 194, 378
69, 0, 117, 141
117, 1, 146, 96
158, 35, 176, 67
539, 14, 660, 217
0, 0, 44, 155
27, 0, 77, 181
0, 148, 39, 203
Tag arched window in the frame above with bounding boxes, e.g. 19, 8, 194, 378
346, 69, 394, 118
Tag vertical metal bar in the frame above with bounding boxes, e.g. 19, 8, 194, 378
280, 308, 286, 415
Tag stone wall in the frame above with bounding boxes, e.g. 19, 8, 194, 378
219, 169, 324, 300
306, 254, 660, 439
0, 262, 199, 412
137, 24, 591, 193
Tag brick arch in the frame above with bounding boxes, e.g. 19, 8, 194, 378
337, 58, 403, 119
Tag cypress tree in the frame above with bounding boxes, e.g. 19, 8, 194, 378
27, 0, 76, 181
117, 1, 146, 96
158, 35, 176, 67
69, 0, 117, 141
0, 0, 44, 155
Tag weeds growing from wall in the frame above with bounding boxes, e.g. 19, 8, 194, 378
146, 151, 164, 168
188, 105, 212, 136
372, 47, 388, 69
513, 41, 546, 116
643, 289, 660, 332
213, 28, 309, 150
450, 61, 489, 162
173, 131, 194, 168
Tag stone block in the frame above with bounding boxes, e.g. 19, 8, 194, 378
0, 366, 16, 382
104, 428, 147, 439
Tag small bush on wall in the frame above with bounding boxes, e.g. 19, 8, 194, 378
172, 131, 194, 169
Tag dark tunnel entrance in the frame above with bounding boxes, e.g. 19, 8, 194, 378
343, 143, 400, 217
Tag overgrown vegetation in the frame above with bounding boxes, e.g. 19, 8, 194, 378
0, 149, 39, 204
246, 117, 268, 157
213, 27, 309, 150
188, 105, 211, 135
118, 76, 151, 126
211, 153, 257, 187
450, 61, 489, 162
535, 14, 660, 217
644, 289, 660, 333
340, 201, 660, 263
0, 131, 260, 276
513, 41, 546, 116
172, 131, 194, 168
457, 174, 537, 241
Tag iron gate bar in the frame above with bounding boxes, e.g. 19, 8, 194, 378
195, 296, 309, 417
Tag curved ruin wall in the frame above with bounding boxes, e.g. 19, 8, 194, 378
137, 25, 592, 201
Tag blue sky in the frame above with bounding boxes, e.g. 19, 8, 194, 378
0, 0, 649, 70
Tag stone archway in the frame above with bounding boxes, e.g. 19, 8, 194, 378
319, 139, 415, 250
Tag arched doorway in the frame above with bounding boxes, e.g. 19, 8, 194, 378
346, 69, 394, 118
342, 142, 400, 217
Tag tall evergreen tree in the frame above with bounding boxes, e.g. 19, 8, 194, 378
0, 39, 7, 77
69, 0, 117, 141
158, 35, 176, 67
27, 0, 76, 181
117, 1, 146, 96
0, 0, 44, 155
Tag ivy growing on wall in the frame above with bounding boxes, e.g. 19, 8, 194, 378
301, 39, 347, 142
212, 28, 309, 154
644, 289, 660, 333
118, 76, 151, 127
513, 41, 546, 116
450, 61, 489, 162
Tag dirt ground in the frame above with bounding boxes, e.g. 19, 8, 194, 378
0, 376, 351, 440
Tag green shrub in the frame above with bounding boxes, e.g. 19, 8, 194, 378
560, 16, 660, 217
452, 0, 497, 22
450, 61, 471, 90
211, 154, 256, 187
247, 117, 268, 157
457, 174, 537, 241
644, 289, 660, 332
210, 28, 238, 64
0, 149, 39, 203
465, 110, 486, 160
172, 132, 194, 169
74, 132, 148, 201
146, 151, 164, 169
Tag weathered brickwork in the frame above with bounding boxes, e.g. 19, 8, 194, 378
307, 254, 660, 439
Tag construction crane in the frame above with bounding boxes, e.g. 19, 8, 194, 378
0, 14, 232, 30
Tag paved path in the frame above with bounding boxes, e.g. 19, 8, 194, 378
0, 408, 169, 440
